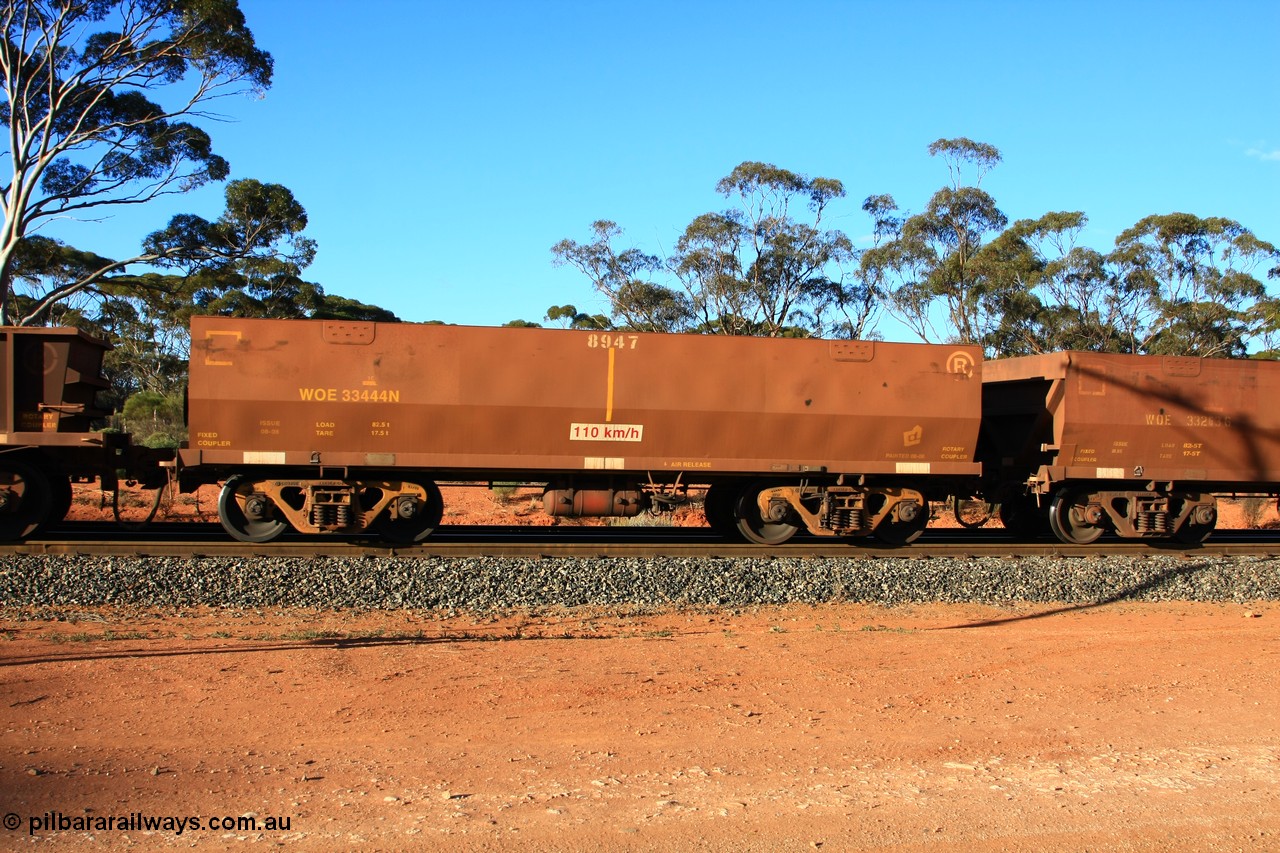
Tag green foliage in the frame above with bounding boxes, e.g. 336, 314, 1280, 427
490, 483, 519, 503
121, 390, 186, 448
553, 162, 865, 338
551, 221, 683, 332
0, 0, 275, 325
861, 139, 1010, 347
123, 391, 183, 425
92, 274, 195, 405
145, 178, 318, 318
545, 304, 611, 330
1109, 213, 1277, 357
502, 319, 541, 328
853, 141, 1280, 358
976, 213, 1131, 355
311, 295, 400, 322
674, 162, 859, 337
927, 137, 1002, 187
1248, 295, 1280, 359
554, 147, 1279, 354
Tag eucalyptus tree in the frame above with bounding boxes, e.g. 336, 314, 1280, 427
553, 162, 863, 338
551, 219, 691, 333
311, 294, 399, 323
92, 271, 194, 402
860, 138, 1010, 347
0, 0, 308, 325
545, 304, 611, 330
978, 212, 1131, 355
4, 232, 113, 324
1248, 292, 1280, 359
1109, 213, 1278, 357
144, 177, 316, 313
667, 161, 858, 338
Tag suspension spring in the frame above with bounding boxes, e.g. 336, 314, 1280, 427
1135, 512, 1169, 534
828, 507, 865, 532
311, 505, 352, 528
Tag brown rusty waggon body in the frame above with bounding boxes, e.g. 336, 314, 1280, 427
178, 317, 982, 543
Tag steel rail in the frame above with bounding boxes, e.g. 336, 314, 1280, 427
4, 524, 1279, 559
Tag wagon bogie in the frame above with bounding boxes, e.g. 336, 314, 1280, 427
215, 473, 443, 543
733, 481, 803, 545
1046, 487, 1105, 545
868, 488, 931, 545
373, 480, 444, 544
1043, 486, 1217, 545
217, 475, 290, 543
701, 483, 740, 537
0, 326, 172, 540
749, 482, 930, 543
0, 458, 54, 540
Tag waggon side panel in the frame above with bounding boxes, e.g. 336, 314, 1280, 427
183, 318, 982, 478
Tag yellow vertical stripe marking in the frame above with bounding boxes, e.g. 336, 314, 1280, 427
606, 347, 615, 422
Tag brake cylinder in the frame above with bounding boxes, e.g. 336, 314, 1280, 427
542, 489, 647, 517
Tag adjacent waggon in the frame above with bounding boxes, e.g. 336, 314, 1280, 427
0, 326, 161, 540
0, 318, 1276, 546
978, 351, 1280, 544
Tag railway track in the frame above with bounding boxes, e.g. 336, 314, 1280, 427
5, 522, 1280, 559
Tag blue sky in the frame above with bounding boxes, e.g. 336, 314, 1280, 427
46, 0, 1280, 337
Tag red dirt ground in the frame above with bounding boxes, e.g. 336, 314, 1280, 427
2, 484, 1275, 850
2, 602, 1277, 850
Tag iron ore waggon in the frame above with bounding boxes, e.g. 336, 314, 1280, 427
980, 351, 1280, 543
180, 317, 983, 544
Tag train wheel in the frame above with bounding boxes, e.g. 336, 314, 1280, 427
703, 484, 743, 539
733, 483, 798, 545
874, 502, 929, 545
37, 473, 73, 534
218, 477, 290, 543
1175, 498, 1217, 544
375, 481, 444, 544
1047, 489, 1104, 545
0, 461, 52, 541
1175, 521, 1214, 544
951, 495, 996, 529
